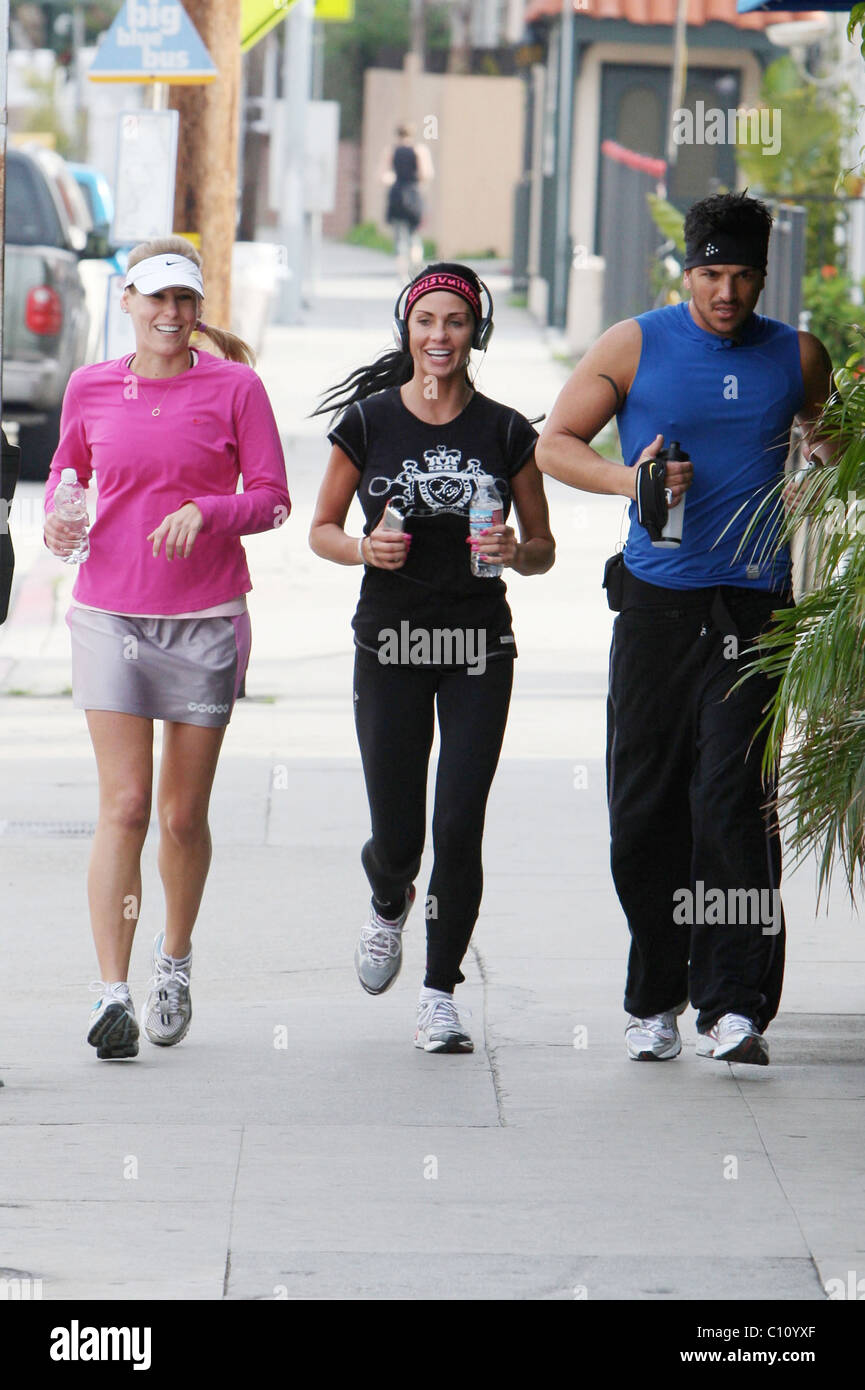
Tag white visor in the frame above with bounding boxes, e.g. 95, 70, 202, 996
124, 254, 204, 298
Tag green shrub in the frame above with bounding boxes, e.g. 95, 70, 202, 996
801, 266, 865, 368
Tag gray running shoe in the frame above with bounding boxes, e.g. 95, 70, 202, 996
87, 982, 139, 1060
697, 1013, 769, 1066
355, 886, 415, 995
142, 933, 192, 1046
625, 1000, 688, 1060
414, 993, 473, 1053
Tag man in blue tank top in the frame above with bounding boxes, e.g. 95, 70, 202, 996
537, 192, 833, 1067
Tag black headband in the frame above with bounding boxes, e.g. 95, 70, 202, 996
684, 227, 768, 272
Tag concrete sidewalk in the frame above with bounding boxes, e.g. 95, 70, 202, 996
0, 242, 862, 1302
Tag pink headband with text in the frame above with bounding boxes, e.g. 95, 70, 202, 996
405, 273, 481, 319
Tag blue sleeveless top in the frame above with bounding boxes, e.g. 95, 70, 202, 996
618, 302, 803, 591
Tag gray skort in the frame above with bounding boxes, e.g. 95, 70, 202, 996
66, 607, 252, 728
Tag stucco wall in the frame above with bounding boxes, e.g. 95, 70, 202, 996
362, 67, 525, 259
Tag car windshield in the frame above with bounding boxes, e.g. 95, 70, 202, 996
77, 180, 97, 222
5, 155, 64, 246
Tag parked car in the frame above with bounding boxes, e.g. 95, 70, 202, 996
2, 146, 93, 479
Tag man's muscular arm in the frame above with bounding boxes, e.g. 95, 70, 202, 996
535, 320, 643, 498
796, 331, 836, 465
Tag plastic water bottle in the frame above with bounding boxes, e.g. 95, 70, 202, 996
656, 440, 689, 549
470, 474, 504, 578
53, 467, 90, 564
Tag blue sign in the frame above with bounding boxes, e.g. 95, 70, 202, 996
88, 1, 218, 84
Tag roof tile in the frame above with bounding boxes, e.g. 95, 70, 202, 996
524, 0, 825, 29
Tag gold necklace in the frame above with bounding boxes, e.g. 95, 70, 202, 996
129, 352, 192, 417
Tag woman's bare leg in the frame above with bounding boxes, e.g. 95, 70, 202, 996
85, 711, 154, 981
156, 721, 226, 958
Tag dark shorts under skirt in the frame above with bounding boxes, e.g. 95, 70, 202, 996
66, 607, 252, 728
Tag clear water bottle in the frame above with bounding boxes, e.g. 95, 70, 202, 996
53, 467, 90, 564
469, 473, 504, 578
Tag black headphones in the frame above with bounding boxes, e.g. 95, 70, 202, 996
392, 273, 495, 354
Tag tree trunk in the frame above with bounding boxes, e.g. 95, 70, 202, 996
168, 0, 241, 330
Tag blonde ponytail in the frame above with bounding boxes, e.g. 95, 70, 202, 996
193, 323, 256, 367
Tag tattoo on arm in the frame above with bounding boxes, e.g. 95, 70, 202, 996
598, 373, 624, 411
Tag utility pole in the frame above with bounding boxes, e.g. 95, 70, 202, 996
665, 0, 688, 173
168, 0, 242, 329
551, 0, 575, 330
410, 0, 425, 65
72, 1, 86, 159
404, 0, 425, 114
275, 0, 313, 324
446, 1, 472, 76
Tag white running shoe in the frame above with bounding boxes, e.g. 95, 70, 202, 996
355, 886, 416, 995
414, 990, 473, 1053
87, 981, 139, 1060
697, 1013, 769, 1066
142, 933, 192, 1046
625, 1000, 688, 1060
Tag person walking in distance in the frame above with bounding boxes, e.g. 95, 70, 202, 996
43, 236, 290, 1061
310, 263, 555, 1052
380, 123, 434, 279
536, 192, 832, 1066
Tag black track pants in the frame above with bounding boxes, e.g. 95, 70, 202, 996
606, 577, 790, 1033
353, 646, 513, 992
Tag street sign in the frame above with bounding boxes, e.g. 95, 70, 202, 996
315, 0, 355, 17
112, 109, 179, 242
241, 0, 297, 52
88, 1, 218, 84
241, 0, 354, 53
304, 101, 339, 213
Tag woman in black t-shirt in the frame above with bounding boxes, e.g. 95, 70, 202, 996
310, 263, 555, 1053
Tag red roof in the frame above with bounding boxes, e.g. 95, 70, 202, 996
524, 0, 826, 29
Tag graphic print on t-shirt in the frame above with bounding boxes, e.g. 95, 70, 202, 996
327, 387, 538, 660
368, 445, 507, 517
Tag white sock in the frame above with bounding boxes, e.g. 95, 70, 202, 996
419, 986, 452, 1004
160, 943, 191, 966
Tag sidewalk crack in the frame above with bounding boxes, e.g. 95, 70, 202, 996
469, 942, 506, 1127
264, 765, 274, 845
733, 1077, 825, 1296
222, 1124, 246, 1299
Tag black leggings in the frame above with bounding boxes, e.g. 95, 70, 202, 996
353, 646, 514, 991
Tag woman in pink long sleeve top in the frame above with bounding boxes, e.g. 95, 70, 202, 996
43, 236, 290, 1063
